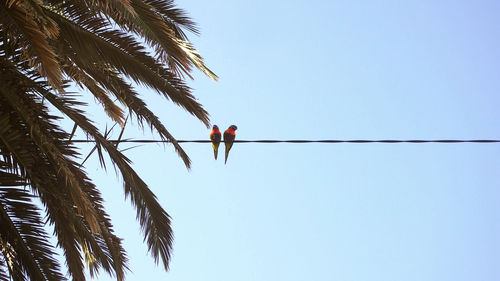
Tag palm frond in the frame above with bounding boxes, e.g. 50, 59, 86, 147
0, 1, 62, 89
0, 241, 26, 281
1, 0, 217, 279
143, 0, 199, 35
46, 10, 210, 126
0, 90, 87, 280
0, 186, 66, 281
0, 57, 129, 280
0, 255, 10, 281
0, 165, 27, 187
40, 88, 175, 271
63, 61, 125, 126
0, 69, 101, 234
70, 64, 193, 167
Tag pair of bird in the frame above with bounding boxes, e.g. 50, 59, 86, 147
210, 125, 238, 164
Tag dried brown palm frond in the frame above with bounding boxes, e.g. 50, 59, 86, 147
0, 1, 62, 89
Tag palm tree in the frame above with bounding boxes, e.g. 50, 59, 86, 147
0, 0, 217, 280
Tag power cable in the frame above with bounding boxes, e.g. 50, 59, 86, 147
69, 139, 500, 144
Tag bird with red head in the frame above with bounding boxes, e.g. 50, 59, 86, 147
223, 125, 238, 164
209, 125, 221, 160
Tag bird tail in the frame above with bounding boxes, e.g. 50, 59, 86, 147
213, 143, 219, 160
224, 143, 232, 164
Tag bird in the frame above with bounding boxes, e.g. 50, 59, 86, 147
223, 125, 238, 164
209, 125, 221, 160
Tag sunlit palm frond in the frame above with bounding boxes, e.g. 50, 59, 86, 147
0, 242, 25, 281
0, 1, 62, 89
144, 0, 199, 35
46, 9, 210, 127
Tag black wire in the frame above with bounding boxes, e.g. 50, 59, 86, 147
68, 139, 500, 143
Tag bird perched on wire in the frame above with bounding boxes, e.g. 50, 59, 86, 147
209, 125, 221, 160
223, 125, 238, 164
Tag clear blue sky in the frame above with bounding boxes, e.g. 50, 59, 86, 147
75, 1, 500, 280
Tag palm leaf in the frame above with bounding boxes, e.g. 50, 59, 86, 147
0, 72, 101, 234
0, 1, 62, 89
41, 89, 175, 271
46, 9, 210, 126
0, 256, 10, 281
0, 186, 66, 281
1, 0, 217, 279
0, 59, 128, 280
143, 0, 200, 35
63, 61, 125, 126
